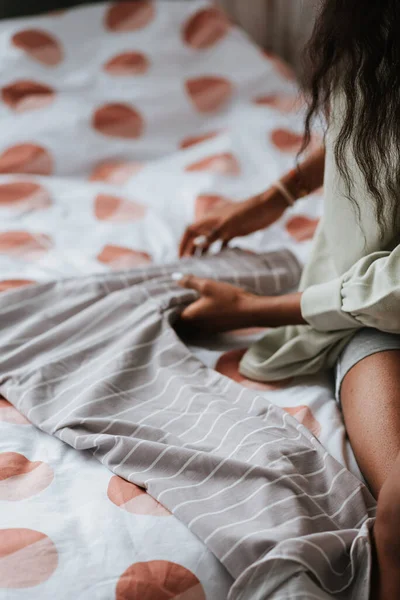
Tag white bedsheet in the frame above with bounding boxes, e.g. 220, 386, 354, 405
0, 2, 361, 598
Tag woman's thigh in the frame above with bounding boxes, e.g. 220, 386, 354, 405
338, 330, 400, 497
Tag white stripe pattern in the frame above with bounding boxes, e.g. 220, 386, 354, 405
0, 249, 376, 600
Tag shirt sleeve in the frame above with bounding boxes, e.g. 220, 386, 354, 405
301, 247, 400, 332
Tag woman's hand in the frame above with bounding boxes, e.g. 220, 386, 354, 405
179, 145, 326, 258
177, 275, 306, 332
179, 188, 288, 258
177, 275, 261, 333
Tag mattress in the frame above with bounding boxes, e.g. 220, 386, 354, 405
0, 2, 362, 598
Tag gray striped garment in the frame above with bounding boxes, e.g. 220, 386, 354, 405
0, 249, 376, 599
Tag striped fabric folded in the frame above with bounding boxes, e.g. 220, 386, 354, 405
0, 249, 375, 600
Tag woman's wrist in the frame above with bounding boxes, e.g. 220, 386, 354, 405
253, 186, 290, 216
253, 172, 307, 215
280, 169, 309, 203
248, 292, 306, 328
279, 146, 326, 203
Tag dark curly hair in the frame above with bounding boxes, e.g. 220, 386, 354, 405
303, 0, 400, 235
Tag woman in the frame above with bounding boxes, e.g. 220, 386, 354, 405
178, 1, 400, 598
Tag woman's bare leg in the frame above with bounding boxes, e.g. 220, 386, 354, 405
373, 453, 400, 600
341, 350, 400, 495
340, 350, 400, 600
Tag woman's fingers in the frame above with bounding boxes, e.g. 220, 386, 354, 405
178, 274, 211, 294
179, 223, 224, 257
221, 238, 230, 250
197, 227, 223, 255
178, 276, 210, 321
179, 226, 197, 257
191, 227, 224, 256
180, 298, 206, 321
181, 230, 204, 257
183, 236, 199, 258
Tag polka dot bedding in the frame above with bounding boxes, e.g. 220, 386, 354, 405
0, 2, 361, 599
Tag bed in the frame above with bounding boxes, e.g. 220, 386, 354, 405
0, 2, 367, 598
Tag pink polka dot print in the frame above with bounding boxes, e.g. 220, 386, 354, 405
262, 50, 296, 81
107, 476, 170, 516
186, 153, 240, 175
0, 452, 54, 501
105, 1, 155, 32
104, 52, 150, 76
2, 81, 55, 113
93, 104, 145, 139
195, 194, 233, 219
180, 131, 220, 150
215, 348, 292, 390
270, 128, 304, 153
116, 560, 205, 600
0, 144, 53, 176
271, 129, 322, 155
0, 182, 52, 210
0, 280, 36, 293
12, 30, 63, 66
183, 7, 230, 49
284, 406, 321, 438
97, 245, 152, 270
94, 193, 146, 222
186, 76, 233, 113
90, 160, 143, 184
0, 231, 53, 260
254, 94, 303, 113
286, 216, 320, 241
0, 528, 58, 588
0, 397, 30, 425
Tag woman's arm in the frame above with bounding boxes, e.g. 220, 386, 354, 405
179, 145, 326, 257
179, 236, 400, 335
252, 292, 305, 327
177, 275, 305, 332
301, 244, 400, 333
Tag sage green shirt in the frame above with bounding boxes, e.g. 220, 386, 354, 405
240, 103, 399, 381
